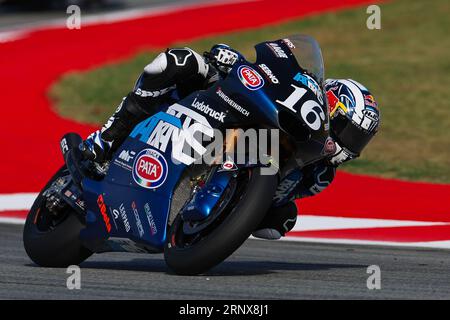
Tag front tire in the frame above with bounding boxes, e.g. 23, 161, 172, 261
23, 167, 92, 267
164, 167, 278, 275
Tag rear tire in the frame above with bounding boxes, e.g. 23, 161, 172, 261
164, 167, 278, 275
23, 167, 92, 267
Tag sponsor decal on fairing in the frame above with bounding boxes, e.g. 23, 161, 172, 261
237, 65, 264, 91
118, 150, 135, 162
131, 103, 214, 166
131, 201, 145, 238
144, 203, 157, 236
191, 97, 226, 123
283, 38, 295, 49
217, 159, 238, 172
258, 63, 279, 84
97, 195, 112, 233
112, 203, 131, 233
132, 148, 168, 189
113, 149, 135, 172
216, 87, 250, 116
266, 42, 289, 58
293, 72, 324, 104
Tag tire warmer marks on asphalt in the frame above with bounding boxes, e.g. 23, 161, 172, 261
1, 0, 449, 247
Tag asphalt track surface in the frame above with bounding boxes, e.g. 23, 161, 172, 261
2, 223, 450, 299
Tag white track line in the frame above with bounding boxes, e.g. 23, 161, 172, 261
0, 193, 38, 211
293, 215, 448, 231
281, 236, 450, 250
0, 217, 26, 225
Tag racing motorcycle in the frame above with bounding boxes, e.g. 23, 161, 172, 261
23, 35, 330, 275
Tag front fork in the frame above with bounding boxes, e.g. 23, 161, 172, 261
180, 155, 279, 222
180, 166, 237, 221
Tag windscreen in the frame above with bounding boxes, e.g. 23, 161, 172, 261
287, 34, 325, 84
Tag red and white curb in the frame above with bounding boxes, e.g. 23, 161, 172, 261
0, 193, 38, 211
2, 196, 450, 249
283, 236, 450, 250
293, 215, 447, 231
286, 216, 450, 249
0, 193, 37, 224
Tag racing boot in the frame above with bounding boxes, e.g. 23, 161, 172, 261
80, 87, 157, 163
252, 201, 298, 240
81, 130, 112, 162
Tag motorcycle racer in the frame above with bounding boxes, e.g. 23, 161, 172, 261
81, 44, 381, 240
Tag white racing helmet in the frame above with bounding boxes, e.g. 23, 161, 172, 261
325, 79, 381, 165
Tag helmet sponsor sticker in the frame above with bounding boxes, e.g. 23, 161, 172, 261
363, 108, 379, 122
238, 65, 264, 91
132, 149, 168, 189
364, 94, 379, 109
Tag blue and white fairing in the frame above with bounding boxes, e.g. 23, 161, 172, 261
79, 35, 329, 253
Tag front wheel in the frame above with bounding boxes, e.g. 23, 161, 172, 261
23, 167, 92, 267
164, 167, 278, 275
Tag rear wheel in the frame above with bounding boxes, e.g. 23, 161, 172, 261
164, 167, 278, 275
23, 167, 92, 267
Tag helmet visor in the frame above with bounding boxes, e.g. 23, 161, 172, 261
332, 115, 374, 154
